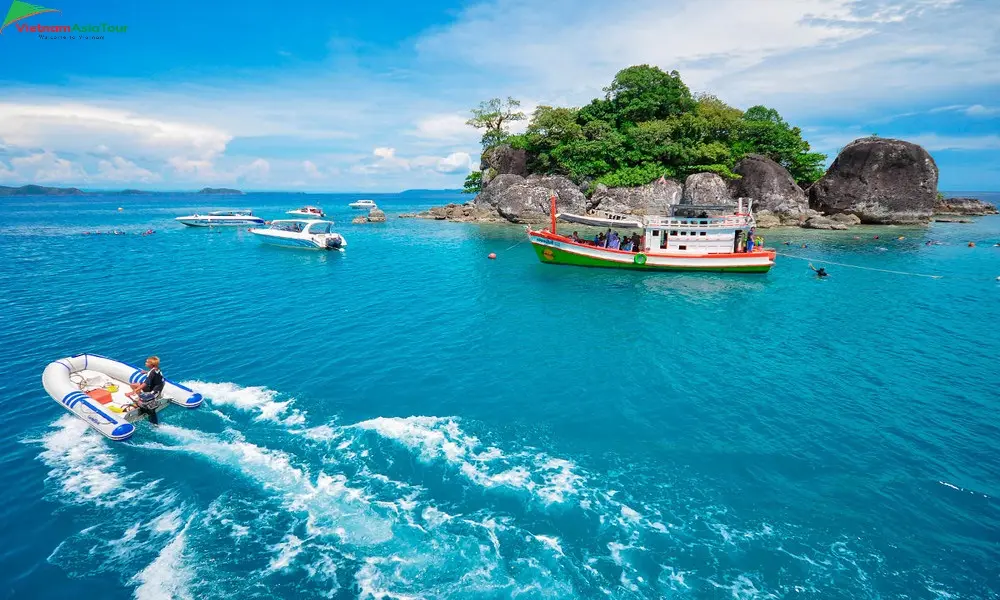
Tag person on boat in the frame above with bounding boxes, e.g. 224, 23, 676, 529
609, 231, 621, 250
622, 237, 633, 252
571, 231, 581, 243
746, 232, 755, 253
809, 264, 828, 278
632, 233, 641, 250
128, 356, 165, 426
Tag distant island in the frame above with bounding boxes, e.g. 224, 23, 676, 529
0, 185, 244, 196
197, 187, 244, 195
0, 185, 85, 196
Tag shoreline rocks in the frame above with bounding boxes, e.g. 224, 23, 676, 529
934, 196, 998, 216
353, 207, 388, 224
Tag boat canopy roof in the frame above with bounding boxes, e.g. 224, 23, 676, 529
208, 209, 254, 216
268, 219, 335, 232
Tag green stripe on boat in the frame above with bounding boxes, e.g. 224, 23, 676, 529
531, 241, 770, 273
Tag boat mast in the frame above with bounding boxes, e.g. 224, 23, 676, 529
550, 194, 557, 235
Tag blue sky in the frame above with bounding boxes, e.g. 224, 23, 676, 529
0, 0, 997, 191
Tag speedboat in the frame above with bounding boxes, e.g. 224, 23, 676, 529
349, 199, 377, 210
249, 219, 347, 250
175, 210, 265, 227
42, 354, 203, 441
287, 205, 326, 218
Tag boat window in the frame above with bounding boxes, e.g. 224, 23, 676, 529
652, 230, 659, 237
678, 245, 687, 250
700, 221, 708, 225
700, 232, 707, 236
680, 231, 686, 235
670, 230, 677, 236
307, 222, 331, 234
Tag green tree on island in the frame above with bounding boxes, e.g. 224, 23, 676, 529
465, 65, 826, 193
462, 97, 526, 193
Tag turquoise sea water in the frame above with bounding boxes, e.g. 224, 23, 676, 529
1, 191, 998, 599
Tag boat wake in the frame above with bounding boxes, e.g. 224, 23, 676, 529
29, 382, 953, 599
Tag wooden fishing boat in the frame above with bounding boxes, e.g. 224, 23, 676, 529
527, 197, 775, 273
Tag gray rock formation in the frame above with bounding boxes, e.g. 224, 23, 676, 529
754, 210, 781, 229
367, 208, 386, 222
682, 173, 732, 205
492, 175, 587, 223
590, 180, 683, 215
829, 213, 861, 226
473, 174, 525, 210
802, 216, 849, 230
934, 196, 998, 215
480, 144, 528, 186
808, 137, 938, 224
730, 154, 808, 215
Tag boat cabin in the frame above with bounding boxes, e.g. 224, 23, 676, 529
267, 220, 335, 234
208, 209, 254, 216
641, 212, 754, 254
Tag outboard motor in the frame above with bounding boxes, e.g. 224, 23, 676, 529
325, 235, 343, 249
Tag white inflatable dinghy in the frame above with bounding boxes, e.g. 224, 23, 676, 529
42, 354, 203, 441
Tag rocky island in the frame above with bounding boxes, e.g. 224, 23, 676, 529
412, 65, 995, 229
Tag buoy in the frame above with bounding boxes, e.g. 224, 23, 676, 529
488, 253, 497, 260
898, 236, 905, 240
968, 242, 975, 247
874, 235, 879, 240
117, 207, 123, 211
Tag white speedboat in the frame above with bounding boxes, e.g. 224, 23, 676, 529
349, 199, 377, 209
42, 354, 203, 441
287, 205, 326, 218
249, 219, 347, 250
175, 210, 265, 227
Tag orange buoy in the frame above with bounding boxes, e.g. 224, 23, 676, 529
488, 252, 497, 259
968, 242, 976, 247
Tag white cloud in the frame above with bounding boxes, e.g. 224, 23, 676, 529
416, 0, 1000, 119
0, 103, 231, 162
434, 151, 473, 173
408, 113, 477, 142
303, 160, 322, 178
95, 156, 161, 182
964, 104, 1000, 117
6, 152, 86, 183
905, 133, 1000, 151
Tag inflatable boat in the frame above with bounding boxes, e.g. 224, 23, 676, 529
42, 354, 203, 441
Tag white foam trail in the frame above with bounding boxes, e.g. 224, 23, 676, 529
354, 416, 585, 505
34, 415, 127, 506
145, 426, 394, 545
534, 535, 565, 556
181, 381, 305, 426
131, 520, 194, 600
268, 534, 304, 571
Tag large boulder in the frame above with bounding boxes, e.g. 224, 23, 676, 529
474, 173, 526, 209
480, 144, 528, 186
754, 210, 782, 229
367, 208, 386, 222
808, 137, 938, 224
934, 196, 998, 216
492, 175, 587, 223
803, 216, 848, 230
730, 154, 808, 215
590, 180, 683, 215
682, 173, 732, 205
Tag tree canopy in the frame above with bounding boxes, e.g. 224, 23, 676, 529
469, 65, 826, 192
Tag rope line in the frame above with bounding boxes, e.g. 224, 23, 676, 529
774, 252, 944, 279
502, 237, 528, 252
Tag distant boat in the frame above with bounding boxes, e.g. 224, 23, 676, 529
349, 199, 377, 209
286, 205, 326, 218
249, 219, 346, 251
175, 210, 265, 227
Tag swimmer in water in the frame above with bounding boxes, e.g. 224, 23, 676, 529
809, 264, 828, 278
